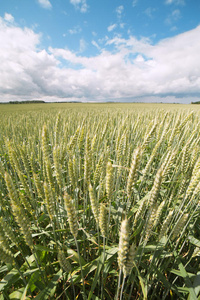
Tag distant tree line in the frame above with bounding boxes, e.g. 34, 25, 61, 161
0, 100, 84, 104
7, 100, 45, 104
191, 101, 200, 104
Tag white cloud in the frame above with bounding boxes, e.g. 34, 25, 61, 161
165, 9, 181, 25
79, 38, 87, 53
107, 24, 117, 32
70, 0, 89, 13
132, 0, 138, 7
0, 16, 200, 103
172, 9, 181, 20
68, 25, 82, 35
37, 0, 52, 9
165, 0, 185, 5
144, 7, 156, 19
170, 26, 178, 31
116, 5, 124, 17
92, 40, 101, 50
4, 13, 14, 23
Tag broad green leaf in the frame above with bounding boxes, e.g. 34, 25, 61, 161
34, 270, 62, 300
174, 251, 198, 300
0, 269, 19, 292
188, 272, 200, 300
88, 252, 105, 300
133, 262, 147, 300
188, 236, 200, 248
21, 284, 28, 300
9, 287, 29, 299
68, 248, 86, 265
0, 265, 8, 274
151, 263, 183, 298
171, 269, 194, 278
28, 271, 41, 293
34, 244, 57, 253
80, 227, 98, 245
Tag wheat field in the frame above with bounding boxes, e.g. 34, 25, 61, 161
0, 103, 200, 299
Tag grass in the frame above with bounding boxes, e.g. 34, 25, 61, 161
0, 102, 200, 299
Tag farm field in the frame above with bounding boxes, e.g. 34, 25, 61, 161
0, 102, 200, 299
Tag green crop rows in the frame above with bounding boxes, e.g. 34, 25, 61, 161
0, 103, 200, 299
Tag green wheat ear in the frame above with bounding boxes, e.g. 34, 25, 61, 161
68, 157, 76, 188
42, 124, 51, 162
106, 161, 114, 201
171, 213, 188, 241
0, 160, 5, 178
0, 217, 18, 246
127, 146, 141, 197
64, 192, 78, 238
118, 218, 130, 271
33, 172, 45, 199
44, 181, 55, 221
0, 223, 11, 251
89, 183, 99, 225
148, 167, 163, 207
5, 171, 20, 207
11, 201, 34, 249
159, 210, 173, 239
0, 245, 14, 265
144, 204, 158, 245
134, 196, 147, 226
58, 249, 71, 273
53, 146, 63, 188
54, 112, 61, 146
123, 243, 136, 277
99, 203, 107, 237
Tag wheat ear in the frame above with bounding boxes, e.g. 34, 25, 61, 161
64, 193, 78, 238
106, 161, 114, 201
171, 213, 188, 241
89, 183, 99, 225
118, 218, 130, 270
99, 203, 107, 237
0, 244, 14, 264
127, 146, 140, 197
123, 243, 136, 277
58, 249, 71, 273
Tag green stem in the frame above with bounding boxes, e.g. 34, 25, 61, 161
75, 237, 86, 300
120, 276, 126, 300
115, 268, 122, 300
14, 260, 27, 286
101, 236, 106, 300
70, 272, 76, 300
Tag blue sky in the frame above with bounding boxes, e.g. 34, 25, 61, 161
0, 0, 200, 103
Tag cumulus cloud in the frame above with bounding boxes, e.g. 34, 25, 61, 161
37, 0, 52, 9
0, 16, 58, 99
107, 24, 117, 32
4, 13, 14, 23
0, 15, 200, 103
70, 0, 89, 13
